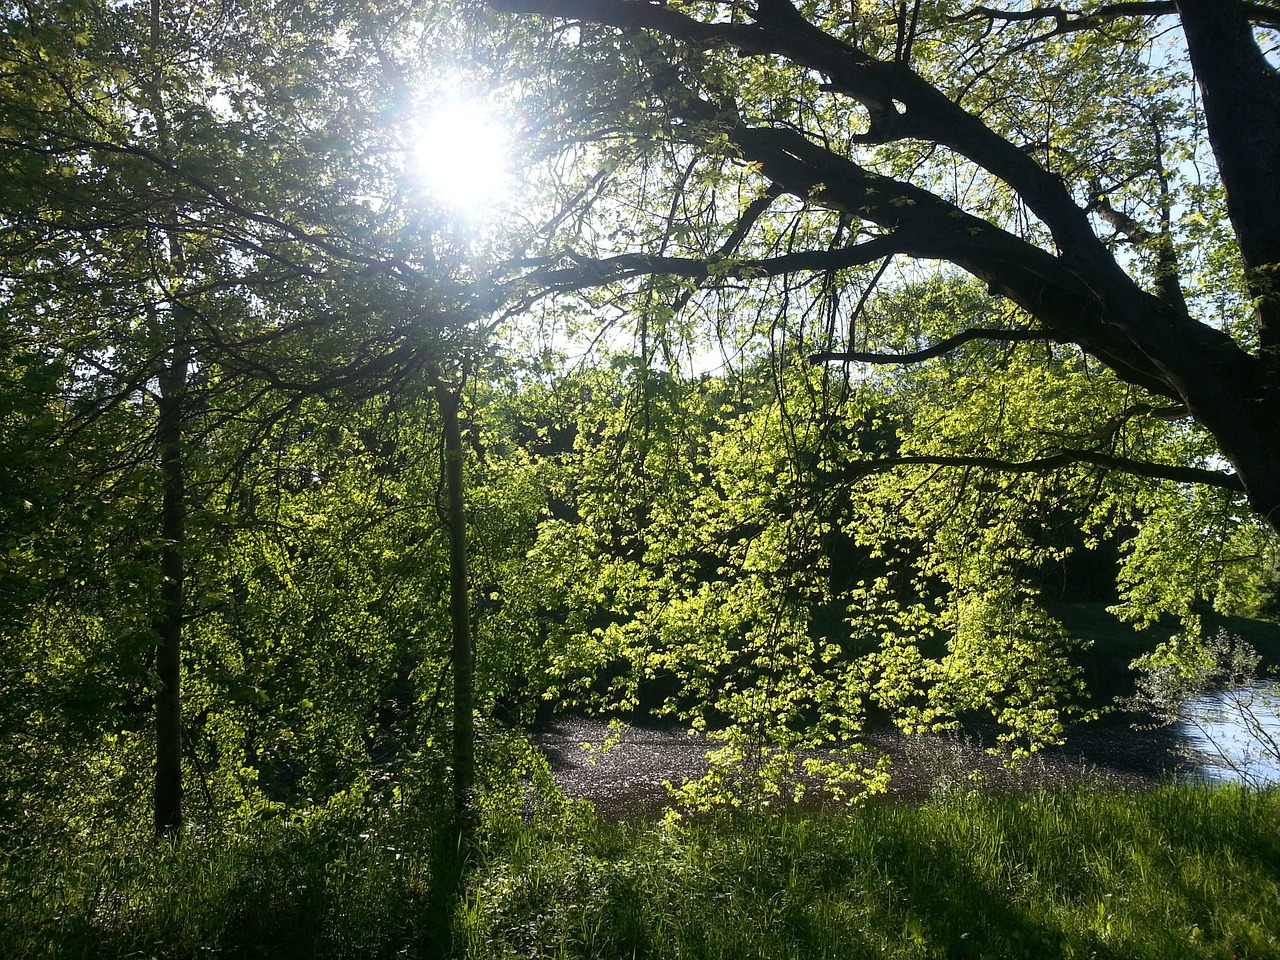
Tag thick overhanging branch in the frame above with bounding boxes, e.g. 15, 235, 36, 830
809, 327, 1066, 365
950, 2, 1280, 33
492, 0, 1255, 388
952, 1, 1176, 24
841, 451, 1244, 492
494, 0, 1280, 529
509, 238, 901, 293
492, 0, 1124, 275
712, 118, 1189, 396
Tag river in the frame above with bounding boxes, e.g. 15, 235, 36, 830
1179, 680, 1280, 787
533, 693, 1280, 815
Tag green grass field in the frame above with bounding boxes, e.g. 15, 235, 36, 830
4, 785, 1278, 959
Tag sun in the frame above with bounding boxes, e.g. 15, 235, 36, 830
410, 97, 512, 220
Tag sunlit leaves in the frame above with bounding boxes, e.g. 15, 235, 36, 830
502, 254, 1279, 808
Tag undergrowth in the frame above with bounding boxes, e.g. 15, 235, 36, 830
3, 786, 1278, 959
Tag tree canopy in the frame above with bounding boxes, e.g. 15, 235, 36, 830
490, 0, 1280, 530
3, 0, 1280, 832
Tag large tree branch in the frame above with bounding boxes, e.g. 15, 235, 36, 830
841, 451, 1244, 492
492, 0, 1127, 284
952, 2, 1280, 33
712, 115, 1190, 395
492, 0, 1280, 527
507, 238, 901, 292
810, 327, 1066, 365
492, 0, 1259, 391
954, 2, 1175, 23
708, 97, 1280, 483
507, 76, 1241, 403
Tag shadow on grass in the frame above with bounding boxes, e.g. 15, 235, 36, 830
463, 787, 1280, 959
861, 825, 1124, 959
0, 805, 459, 960
5, 788, 1279, 959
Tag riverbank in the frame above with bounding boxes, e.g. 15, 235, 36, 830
468, 786, 1280, 960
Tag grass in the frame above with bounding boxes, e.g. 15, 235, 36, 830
466, 786, 1280, 960
0, 805, 447, 960
4, 785, 1279, 959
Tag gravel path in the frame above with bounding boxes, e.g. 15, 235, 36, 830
532, 714, 1191, 816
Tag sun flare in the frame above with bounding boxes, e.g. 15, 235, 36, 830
411, 97, 511, 219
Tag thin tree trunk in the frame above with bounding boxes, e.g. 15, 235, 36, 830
430, 367, 474, 820
425, 364, 476, 956
153, 341, 188, 837
145, 0, 191, 838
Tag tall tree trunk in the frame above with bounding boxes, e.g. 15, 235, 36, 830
153, 339, 188, 838
1176, 0, 1280, 532
425, 365, 476, 954
430, 367, 474, 820
144, 0, 191, 839
1178, 0, 1280, 354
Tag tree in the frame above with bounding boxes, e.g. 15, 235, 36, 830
490, 0, 1280, 537
459, 1, 1280, 791
509, 289, 1151, 803
1, 0, 578, 836
0, 0, 487, 835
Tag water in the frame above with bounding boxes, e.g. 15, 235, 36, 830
532, 685, 1280, 813
1179, 680, 1280, 786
